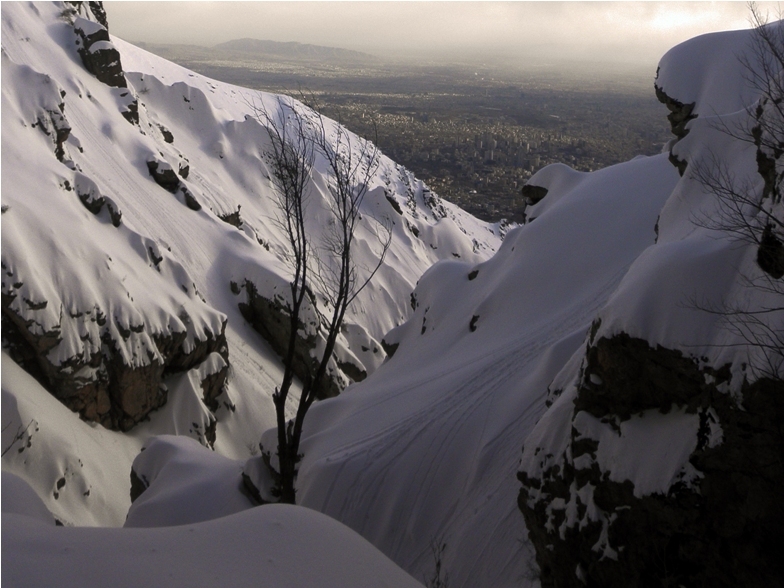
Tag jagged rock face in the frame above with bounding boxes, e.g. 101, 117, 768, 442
237, 279, 370, 400
1, 284, 228, 431
237, 280, 341, 399
69, 3, 139, 124
654, 83, 696, 140
73, 16, 126, 89
518, 333, 784, 588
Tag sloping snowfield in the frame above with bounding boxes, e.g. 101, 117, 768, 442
3, 3, 782, 588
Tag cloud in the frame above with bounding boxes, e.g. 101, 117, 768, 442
104, 1, 761, 65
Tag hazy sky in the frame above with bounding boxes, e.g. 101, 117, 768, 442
104, 2, 772, 66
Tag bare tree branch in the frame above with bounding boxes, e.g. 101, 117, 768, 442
248, 93, 392, 503
688, 3, 784, 380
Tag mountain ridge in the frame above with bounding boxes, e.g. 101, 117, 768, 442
213, 37, 379, 63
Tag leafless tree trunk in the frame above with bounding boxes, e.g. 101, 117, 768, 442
250, 95, 391, 503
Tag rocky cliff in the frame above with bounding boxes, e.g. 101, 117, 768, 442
518, 21, 784, 587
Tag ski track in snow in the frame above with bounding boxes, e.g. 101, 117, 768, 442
301, 264, 628, 585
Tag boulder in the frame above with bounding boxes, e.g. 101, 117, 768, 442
146, 159, 180, 192
73, 17, 126, 89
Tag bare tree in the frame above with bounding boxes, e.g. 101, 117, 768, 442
250, 95, 391, 503
689, 3, 784, 378
2, 419, 35, 457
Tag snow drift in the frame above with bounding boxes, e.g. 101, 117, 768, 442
3, 3, 782, 588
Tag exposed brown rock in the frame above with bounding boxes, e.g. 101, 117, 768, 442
238, 279, 352, 399
1, 282, 229, 431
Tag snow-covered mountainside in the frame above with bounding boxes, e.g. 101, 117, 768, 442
3, 3, 782, 588
1, 0, 500, 529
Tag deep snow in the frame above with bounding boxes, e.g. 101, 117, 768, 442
3, 3, 782, 588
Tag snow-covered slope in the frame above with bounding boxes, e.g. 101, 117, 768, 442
2, 471, 423, 588
5, 3, 781, 588
280, 20, 780, 588
1, 0, 500, 527
288, 153, 678, 586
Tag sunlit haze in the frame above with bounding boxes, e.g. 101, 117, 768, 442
103, 1, 771, 67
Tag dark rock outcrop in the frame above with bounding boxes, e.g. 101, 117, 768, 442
1, 280, 229, 431
758, 223, 784, 278
199, 358, 230, 413
73, 16, 127, 89
380, 338, 399, 359
71, 4, 139, 125
35, 108, 71, 163
178, 185, 201, 211
147, 159, 201, 210
178, 162, 190, 179
385, 193, 403, 215
518, 333, 784, 588
655, 84, 697, 140
521, 184, 548, 206
218, 207, 242, 228
146, 159, 180, 192
74, 172, 123, 226
156, 123, 174, 144
750, 109, 784, 278
238, 279, 358, 399
129, 467, 148, 503
86, 1, 109, 29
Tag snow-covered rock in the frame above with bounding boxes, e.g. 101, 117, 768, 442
518, 21, 784, 588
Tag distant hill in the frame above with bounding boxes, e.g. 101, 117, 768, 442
213, 38, 379, 63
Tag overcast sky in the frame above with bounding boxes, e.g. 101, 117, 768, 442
104, 2, 771, 66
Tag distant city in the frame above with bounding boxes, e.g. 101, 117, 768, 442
137, 40, 672, 222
